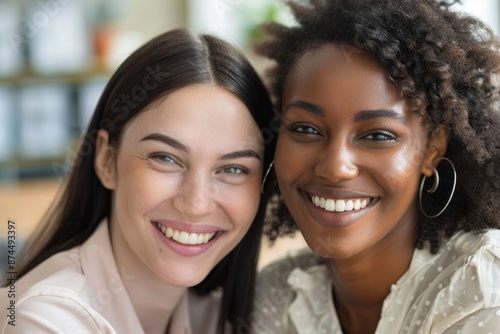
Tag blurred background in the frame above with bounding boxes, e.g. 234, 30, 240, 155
0, 0, 498, 274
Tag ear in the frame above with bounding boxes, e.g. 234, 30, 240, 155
95, 129, 117, 190
421, 124, 450, 177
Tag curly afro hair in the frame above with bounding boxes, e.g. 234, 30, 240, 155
258, 0, 500, 253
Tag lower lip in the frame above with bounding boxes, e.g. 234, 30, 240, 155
152, 223, 220, 257
301, 191, 374, 229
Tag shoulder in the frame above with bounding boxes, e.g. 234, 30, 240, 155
13, 246, 92, 300
450, 229, 500, 307
3, 293, 111, 334
406, 229, 500, 332
2, 267, 114, 333
453, 228, 500, 254
421, 229, 500, 308
1, 248, 114, 333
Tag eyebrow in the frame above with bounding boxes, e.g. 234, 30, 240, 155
141, 133, 189, 153
141, 133, 261, 161
283, 100, 325, 116
354, 109, 408, 124
219, 150, 262, 161
284, 100, 407, 125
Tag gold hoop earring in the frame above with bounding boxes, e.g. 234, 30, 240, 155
419, 157, 456, 218
261, 160, 274, 194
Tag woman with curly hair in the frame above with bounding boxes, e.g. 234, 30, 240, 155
253, 0, 500, 333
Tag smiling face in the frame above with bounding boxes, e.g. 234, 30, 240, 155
95, 84, 263, 287
275, 44, 441, 260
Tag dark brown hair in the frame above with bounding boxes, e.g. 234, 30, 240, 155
258, 0, 500, 253
4, 28, 276, 333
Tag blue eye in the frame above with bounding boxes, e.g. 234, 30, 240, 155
364, 131, 397, 141
220, 165, 248, 175
287, 123, 320, 135
150, 153, 177, 164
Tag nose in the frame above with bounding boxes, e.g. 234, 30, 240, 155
314, 139, 359, 182
173, 171, 216, 219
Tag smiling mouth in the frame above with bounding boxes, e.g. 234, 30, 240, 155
153, 222, 217, 245
308, 194, 374, 212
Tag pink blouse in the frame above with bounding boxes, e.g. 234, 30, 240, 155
1, 221, 225, 333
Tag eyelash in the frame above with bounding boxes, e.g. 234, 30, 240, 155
149, 153, 177, 164
149, 153, 249, 175
287, 123, 320, 135
218, 165, 249, 175
363, 131, 398, 141
287, 123, 398, 142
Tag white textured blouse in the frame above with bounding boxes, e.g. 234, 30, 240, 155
253, 229, 500, 334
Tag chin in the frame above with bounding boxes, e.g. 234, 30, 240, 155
157, 265, 212, 287
160, 274, 205, 288
304, 234, 363, 260
313, 247, 362, 260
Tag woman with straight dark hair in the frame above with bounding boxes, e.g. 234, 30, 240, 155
1, 28, 275, 334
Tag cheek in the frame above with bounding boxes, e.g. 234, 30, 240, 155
226, 183, 261, 226
376, 145, 426, 195
237, 201, 259, 224
274, 136, 309, 185
114, 160, 173, 215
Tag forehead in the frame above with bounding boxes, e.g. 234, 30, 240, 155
122, 84, 263, 150
284, 44, 402, 110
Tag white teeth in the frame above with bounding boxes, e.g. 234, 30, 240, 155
178, 231, 189, 244
325, 199, 335, 211
335, 200, 345, 212
310, 196, 371, 212
155, 222, 215, 245
188, 233, 198, 244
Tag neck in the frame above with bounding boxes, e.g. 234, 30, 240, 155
121, 258, 186, 334
328, 217, 417, 334
111, 223, 186, 334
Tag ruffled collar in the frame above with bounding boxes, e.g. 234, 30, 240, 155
287, 264, 344, 334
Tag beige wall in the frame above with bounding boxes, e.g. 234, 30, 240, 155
116, 0, 188, 39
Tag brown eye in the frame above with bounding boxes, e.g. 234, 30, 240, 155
288, 123, 320, 135
363, 131, 397, 141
